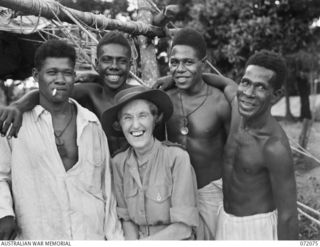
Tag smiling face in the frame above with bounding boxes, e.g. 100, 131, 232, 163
118, 99, 156, 153
169, 45, 203, 93
34, 57, 75, 105
237, 65, 280, 120
95, 43, 131, 90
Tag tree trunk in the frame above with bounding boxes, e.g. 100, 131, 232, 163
298, 118, 312, 150
284, 79, 295, 120
0, 0, 165, 38
137, 0, 160, 87
297, 74, 312, 120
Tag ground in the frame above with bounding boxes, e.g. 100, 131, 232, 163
279, 120, 320, 240
273, 95, 320, 240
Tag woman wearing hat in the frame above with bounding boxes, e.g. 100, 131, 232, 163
101, 86, 198, 240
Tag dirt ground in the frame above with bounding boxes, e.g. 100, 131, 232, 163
279, 120, 320, 239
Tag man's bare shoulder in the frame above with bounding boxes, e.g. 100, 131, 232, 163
207, 85, 230, 112
263, 124, 292, 168
207, 85, 227, 100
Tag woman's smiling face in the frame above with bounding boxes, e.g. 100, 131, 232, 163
119, 99, 156, 153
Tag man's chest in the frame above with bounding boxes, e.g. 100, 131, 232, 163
168, 95, 224, 138
225, 129, 267, 174
91, 95, 114, 117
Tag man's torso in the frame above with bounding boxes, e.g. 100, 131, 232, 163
166, 85, 229, 188
223, 99, 289, 216
9, 103, 107, 239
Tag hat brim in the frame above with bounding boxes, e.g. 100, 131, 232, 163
101, 89, 173, 137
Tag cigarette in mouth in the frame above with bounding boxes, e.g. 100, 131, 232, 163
52, 88, 57, 96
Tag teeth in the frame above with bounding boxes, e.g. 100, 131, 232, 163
241, 101, 254, 109
52, 89, 57, 96
107, 75, 120, 82
243, 101, 253, 106
176, 77, 186, 82
131, 131, 144, 137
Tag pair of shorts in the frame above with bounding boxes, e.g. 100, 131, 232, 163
196, 179, 223, 240
215, 206, 278, 240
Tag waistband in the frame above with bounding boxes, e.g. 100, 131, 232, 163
198, 178, 223, 193
218, 206, 278, 222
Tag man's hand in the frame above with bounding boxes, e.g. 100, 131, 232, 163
0, 216, 18, 240
0, 105, 22, 138
152, 76, 175, 90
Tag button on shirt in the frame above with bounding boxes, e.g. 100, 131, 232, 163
112, 139, 199, 233
0, 100, 124, 240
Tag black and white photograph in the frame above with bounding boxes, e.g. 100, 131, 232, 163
0, 0, 319, 243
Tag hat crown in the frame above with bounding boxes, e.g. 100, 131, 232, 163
115, 86, 150, 104
101, 86, 173, 137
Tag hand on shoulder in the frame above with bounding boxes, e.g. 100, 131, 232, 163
0, 104, 22, 138
152, 76, 175, 91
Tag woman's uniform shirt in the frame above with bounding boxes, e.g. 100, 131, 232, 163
112, 139, 199, 238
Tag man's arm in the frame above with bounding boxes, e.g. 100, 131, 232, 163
0, 89, 39, 138
202, 73, 238, 102
152, 75, 175, 91
11, 89, 39, 113
71, 82, 95, 100
217, 94, 231, 136
0, 216, 17, 240
0, 138, 18, 240
0, 83, 95, 138
265, 137, 298, 240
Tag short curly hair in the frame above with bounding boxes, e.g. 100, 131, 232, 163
171, 28, 207, 60
245, 50, 287, 91
34, 39, 76, 70
96, 31, 131, 58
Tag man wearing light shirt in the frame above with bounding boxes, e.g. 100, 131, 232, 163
0, 40, 123, 240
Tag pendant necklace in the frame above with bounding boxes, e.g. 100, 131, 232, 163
54, 105, 74, 157
179, 84, 209, 135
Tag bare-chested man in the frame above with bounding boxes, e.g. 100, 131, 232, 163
0, 40, 123, 239
0, 31, 132, 154
165, 28, 230, 240
204, 50, 298, 240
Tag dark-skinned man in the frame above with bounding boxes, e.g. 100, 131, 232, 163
0, 40, 123, 240
203, 50, 298, 240
164, 28, 231, 240
0, 31, 133, 155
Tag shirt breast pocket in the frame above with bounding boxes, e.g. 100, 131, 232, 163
145, 184, 172, 224
146, 185, 171, 203
82, 150, 104, 190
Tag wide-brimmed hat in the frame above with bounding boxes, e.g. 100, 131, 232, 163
101, 86, 173, 137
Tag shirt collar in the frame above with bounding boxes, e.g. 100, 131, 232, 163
33, 98, 99, 124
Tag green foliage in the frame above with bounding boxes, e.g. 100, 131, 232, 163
170, 0, 320, 80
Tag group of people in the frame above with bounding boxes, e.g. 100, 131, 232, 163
0, 27, 298, 240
